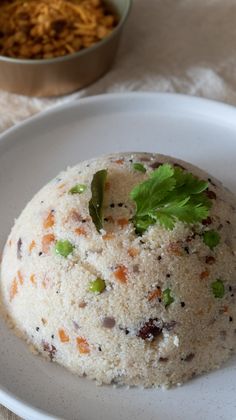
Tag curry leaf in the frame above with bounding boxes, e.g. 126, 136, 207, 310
89, 169, 107, 232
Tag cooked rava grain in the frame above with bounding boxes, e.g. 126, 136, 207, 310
1, 152, 236, 388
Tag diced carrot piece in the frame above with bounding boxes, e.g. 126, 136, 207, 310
196, 308, 204, 316
102, 232, 115, 240
17, 270, 24, 285
148, 288, 162, 301
105, 181, 111, 191
69, 209, 82, 222
200, 270, 209, 280
128, 248, 139, 257
58, 329, 70, 343
42, 277, 50, 289
106, 215, 114, 223
29, 240, 36, 253
43, 211, 55, 229
117, 218, 129, 228
30, 274, 37, 286
114, 265, 128, 283
42, 234, 55, 253
75, 227, 87, 236
58, 183, 66, 190
10, 278, 18, 301
114, 159, 124, 165
76, 336, 90, 354
207, 303, 212, 313
167, 242, 183, 256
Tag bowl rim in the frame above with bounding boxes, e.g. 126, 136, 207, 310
0, 0, 132, 65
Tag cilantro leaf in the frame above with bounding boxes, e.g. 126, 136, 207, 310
130, 164, 176, 218
133, 215, 156, 235
89, 169, 107, 232
173, 167, 209, 194
155, 200, 210, 226
130, 163, 212, 232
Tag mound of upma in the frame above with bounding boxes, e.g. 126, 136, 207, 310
1, 152, 236, 387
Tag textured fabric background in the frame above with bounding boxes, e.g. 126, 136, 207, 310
1, 0, 236, 418
0, 407, 20, 420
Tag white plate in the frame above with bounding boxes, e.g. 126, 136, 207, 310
0, 93, 236, 420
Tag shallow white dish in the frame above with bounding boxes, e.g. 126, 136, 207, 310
0, 93, 236, 420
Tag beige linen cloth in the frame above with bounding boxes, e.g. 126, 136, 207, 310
1, 0, 236, 418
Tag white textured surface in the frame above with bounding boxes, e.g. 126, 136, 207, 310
1, 0, 236, 134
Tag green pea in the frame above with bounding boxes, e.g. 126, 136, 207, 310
89, 278, 106, 294
55, 240, 74, 257
211, 279, 225, 298
69, 184, 87, 194
132, 163, 146, 173
162, 288, 174, 307
203, 230, 220, 250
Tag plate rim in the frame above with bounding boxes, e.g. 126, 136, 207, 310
0, 91, 236, 420
0, 386, 61, 420
1, 92, 236, 146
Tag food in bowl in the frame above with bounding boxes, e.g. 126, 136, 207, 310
1, 152, 236, 388
0, 0, 118, 60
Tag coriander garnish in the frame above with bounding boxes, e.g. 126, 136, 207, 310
130, 163, 211, 233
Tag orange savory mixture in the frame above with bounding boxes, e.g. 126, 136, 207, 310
0, 0, 118, 60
